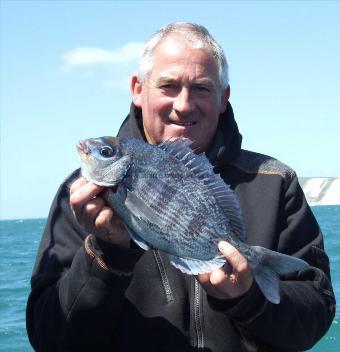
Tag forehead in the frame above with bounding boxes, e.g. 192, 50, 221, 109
150, 35, 219, 82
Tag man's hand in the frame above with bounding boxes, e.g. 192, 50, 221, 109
197, 241, 253, 300
70, 177, 130, 247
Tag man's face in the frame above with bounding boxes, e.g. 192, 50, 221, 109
131, 35, 230, 152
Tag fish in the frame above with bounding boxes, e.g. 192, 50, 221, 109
77, 136, 309, 304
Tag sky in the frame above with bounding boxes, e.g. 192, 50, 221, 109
1, 0, 340, 220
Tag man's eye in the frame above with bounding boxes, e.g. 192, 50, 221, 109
160, 84, 175, 90
194, 86, 209, 92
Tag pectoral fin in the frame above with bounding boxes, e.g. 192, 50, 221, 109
125, 189, 168, 229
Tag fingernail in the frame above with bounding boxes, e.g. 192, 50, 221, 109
218, 241, 228, 252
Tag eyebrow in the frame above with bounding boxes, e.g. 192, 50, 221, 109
156, 74, 216, 87
156, 75, 177, 84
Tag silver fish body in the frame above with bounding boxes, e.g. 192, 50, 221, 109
77, 136, 308, 304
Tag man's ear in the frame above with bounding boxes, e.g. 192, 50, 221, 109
131, 75, 142, 108
219, 85, 230, 114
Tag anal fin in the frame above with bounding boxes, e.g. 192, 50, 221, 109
169, 254, 225, 275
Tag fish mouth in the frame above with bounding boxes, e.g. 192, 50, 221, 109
77, 140, 91, 155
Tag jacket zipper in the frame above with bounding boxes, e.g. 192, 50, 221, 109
152, 250, 174, 303
194, 278, 204, 349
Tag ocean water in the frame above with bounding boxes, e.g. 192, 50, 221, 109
0, 206, 339, 351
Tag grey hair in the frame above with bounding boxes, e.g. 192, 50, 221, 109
138, 22, 229, 89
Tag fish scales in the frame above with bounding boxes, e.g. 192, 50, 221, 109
138, 187, 193, 239
139, 155, 230, 258
134, 176, 221, 258
122, 183, 202, 251
77, 136, 309, 304
132, 156, 222, 249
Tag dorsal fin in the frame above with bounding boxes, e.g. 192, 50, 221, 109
158, 138, 214, 178
158, 138, 246, 241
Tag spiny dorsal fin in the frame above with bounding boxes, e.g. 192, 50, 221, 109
158, 138, 246, 242
158, 138, 214, 178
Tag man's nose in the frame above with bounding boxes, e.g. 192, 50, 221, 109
173, 88, 194, 114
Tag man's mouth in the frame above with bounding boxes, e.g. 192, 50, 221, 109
169, 120, 197, 126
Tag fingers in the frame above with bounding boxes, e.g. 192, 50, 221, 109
218, 241, 249, 274
85, 197, 105, 219
70, 176, 87, 192
70, 177, 104, 211
95, 206, 114, 234
209, 267, 230, 286
217, 241, 253, 293
197, 241, 254, 300
70, 178, 105, 226
69, 177, 130, 247
69, 176, 108, 231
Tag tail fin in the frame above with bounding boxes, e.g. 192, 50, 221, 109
250, 246, 309, 304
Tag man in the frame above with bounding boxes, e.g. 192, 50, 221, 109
27, 23, 335, 351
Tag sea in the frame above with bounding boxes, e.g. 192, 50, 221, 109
0, 206, 339, 351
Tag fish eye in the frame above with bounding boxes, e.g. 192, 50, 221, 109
100, 146, 114, 158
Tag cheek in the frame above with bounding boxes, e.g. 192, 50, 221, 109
141, 103, 169, 144
142, 89, 171, 112
143, 116, 164, 135
198, 98, 220, 131
153, 95, 173, 115
142, 96, 170, 127
198, 97, 221, 121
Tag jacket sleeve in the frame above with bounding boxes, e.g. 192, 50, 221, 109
212, 175, 336, 351
26, 170, 143, 351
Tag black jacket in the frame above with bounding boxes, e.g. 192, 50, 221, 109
27, 103, 335, 351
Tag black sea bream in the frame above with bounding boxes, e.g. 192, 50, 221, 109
77, 136, 308, 304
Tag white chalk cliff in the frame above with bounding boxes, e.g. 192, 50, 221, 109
299, 177, 340, 206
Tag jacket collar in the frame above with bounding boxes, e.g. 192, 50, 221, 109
117, 102, 242, 167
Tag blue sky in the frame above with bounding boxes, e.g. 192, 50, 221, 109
1, 1, 340, 220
